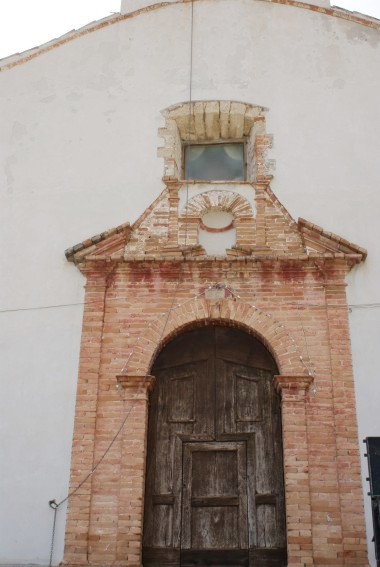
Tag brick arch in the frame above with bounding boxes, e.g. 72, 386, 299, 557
125, 296, 308, 377
178, 190, 255, 249
181, 190, 253, 219
161, 100, 266, 143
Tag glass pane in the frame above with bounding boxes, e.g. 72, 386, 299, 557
185, 143, 244, 181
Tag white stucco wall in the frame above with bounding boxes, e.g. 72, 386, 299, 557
1, 1, 379, 564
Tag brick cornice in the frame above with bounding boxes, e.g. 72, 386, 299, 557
74, 254, 364, 268
274, 374, 314, 393
299, 217, 368, 260
116, 374, 156, 399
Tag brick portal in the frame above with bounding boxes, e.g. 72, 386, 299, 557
63, 105, 368, 564
63, 253, 368, 566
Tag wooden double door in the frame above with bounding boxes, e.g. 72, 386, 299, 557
143, 326, 286, 566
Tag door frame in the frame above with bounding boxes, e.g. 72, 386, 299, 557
142, 324, 289, 566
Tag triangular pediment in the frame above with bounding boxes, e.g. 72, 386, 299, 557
65, 184, 366, 267
298, 218, 367, 258
65, 222, 131, 263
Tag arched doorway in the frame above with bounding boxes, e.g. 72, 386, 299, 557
143, 325, 287, 566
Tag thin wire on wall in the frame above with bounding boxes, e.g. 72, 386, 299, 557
1, 299, 379, 315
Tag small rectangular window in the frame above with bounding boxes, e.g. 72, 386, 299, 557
184, 143, 245, 181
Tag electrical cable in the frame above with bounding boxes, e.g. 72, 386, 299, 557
184, 0, 194, 248
2, 298, 380, 314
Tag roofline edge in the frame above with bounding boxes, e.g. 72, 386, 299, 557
1, 0, 379, 72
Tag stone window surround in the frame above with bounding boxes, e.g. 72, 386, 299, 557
158, 100, 275, 183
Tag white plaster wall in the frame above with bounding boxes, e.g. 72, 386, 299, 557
1, 1, 379, 564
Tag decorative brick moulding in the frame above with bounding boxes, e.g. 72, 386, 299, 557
64, 101, 369, 567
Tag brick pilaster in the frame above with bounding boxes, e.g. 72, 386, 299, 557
63, 268, 110, 564
167, 183, 180, 247
255, 184, 267, 248
274, 375, 314, 566
115, 375, 155, 566
324, 280, 369, 565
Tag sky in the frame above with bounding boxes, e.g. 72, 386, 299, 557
0, 0, 379, 60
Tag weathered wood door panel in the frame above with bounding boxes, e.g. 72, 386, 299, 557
182, 442, 248, 551
142, 326, 286, 567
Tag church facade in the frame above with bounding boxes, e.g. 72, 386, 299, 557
1, 2, 379, 566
